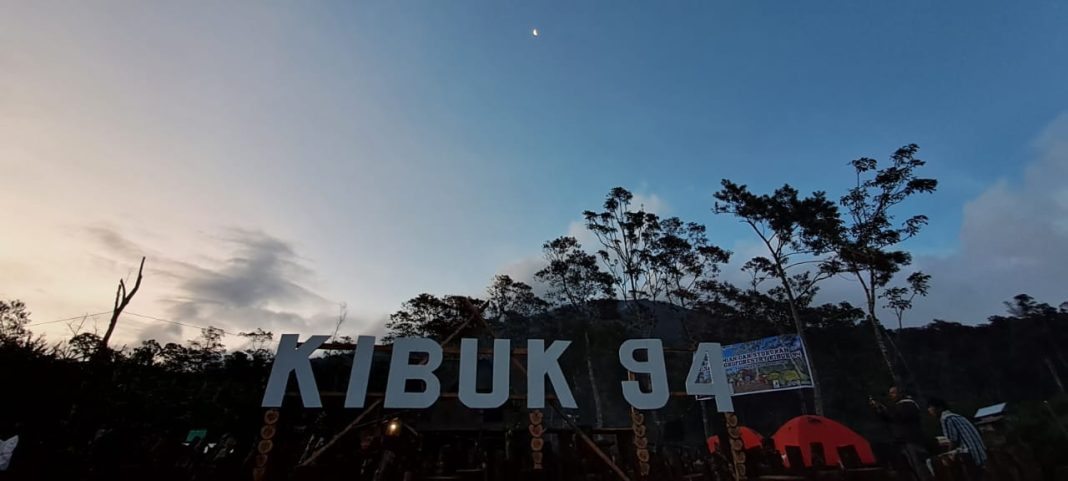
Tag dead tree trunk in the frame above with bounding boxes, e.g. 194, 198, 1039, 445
99, 257, 145, 353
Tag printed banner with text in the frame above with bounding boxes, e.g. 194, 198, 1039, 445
700, 334, 814, 397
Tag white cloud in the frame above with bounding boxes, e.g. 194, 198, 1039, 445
69, 227, 352, 348
901, 113, 1068, 324
631, 192, 669, 215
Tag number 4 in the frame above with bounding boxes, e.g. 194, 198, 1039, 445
685, 343, 734, 412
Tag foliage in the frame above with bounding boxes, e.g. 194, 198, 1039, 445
880, 272, 931, 330
713, 180, 844, 414
833, 144, 938, 384
534, 236, 614, 309
384, 293, 485, 342
485, 275, 549, 322
0, 299, 42, 351
583, 187, 730, 306
3, 289, 1068, 476
713, 180, 841, 304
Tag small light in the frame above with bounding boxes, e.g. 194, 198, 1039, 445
532, 28, 539, 37
387, 421, 399, 434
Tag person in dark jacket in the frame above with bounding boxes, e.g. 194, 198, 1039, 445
870, 386, 932, 481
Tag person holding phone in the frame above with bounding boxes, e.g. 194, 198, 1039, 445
870, 386, 932, 481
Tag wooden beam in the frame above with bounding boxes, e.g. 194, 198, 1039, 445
296, 300, 488, 466
461, 299, 633, 481
299, 398, 383, 467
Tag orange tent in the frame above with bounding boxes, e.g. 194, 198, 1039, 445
772, 415, 876, 468
707, 426, 764, 454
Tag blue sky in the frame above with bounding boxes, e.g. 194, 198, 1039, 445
2, 1, 1067, 346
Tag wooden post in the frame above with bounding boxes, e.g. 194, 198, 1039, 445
469, 303, 632, 481
253, 409, 280, 481
626, 372, 650, 478
529, 410, 545, 470
724, 412, 747, 481
295, 301, 485, 467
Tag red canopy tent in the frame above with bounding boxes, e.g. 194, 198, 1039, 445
772, 415, 876, 468
707, 426, 763, 454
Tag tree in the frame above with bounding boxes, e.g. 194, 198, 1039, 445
650, 218, 731, 309
713, 180, 843, 414
836, 144, 937, 384
384, 294, 484, 342
68, 332, 103, 361
485, 275, 549, 323
534, 236, 614, 311
583, 187, 663, 302
188, 326, 226, 370
159, 342, 195, 372
130, 339, 163, 366
0, 299, 33, 346
583, 187, 730, 308
98, 257, 146, 355
238, 328, 274, 361
881, 272, 931, 331
534, 236, 619, 428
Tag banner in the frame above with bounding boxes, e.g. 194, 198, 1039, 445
704, 334, 813, 397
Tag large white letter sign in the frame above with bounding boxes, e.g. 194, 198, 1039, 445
262, 334, 330, 408
618, 339, 670, 409
459, 338, 511, 409
344, 335, 377, 408
384, 337, 443, 408
685, 342, 734, 412
527, 339, 577, 409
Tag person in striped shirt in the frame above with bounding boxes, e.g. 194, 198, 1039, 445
927, 397, 987, 479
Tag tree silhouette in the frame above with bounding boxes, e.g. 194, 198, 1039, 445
384, 294, 485, 341
835, 144, 937, 385
485, 274, 549, 323
583, 187, 662, 302
534, 236, 614, 312
713, 180, 842, 414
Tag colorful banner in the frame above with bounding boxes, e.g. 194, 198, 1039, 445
710, 334, 814, 396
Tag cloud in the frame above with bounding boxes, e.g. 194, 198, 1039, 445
85, 227, 346, 346
631, 192, 669, 215
160, 230, 342, 342
496, 255, 550, 297
905, 113, 1068, 324
174, 230, 324, 310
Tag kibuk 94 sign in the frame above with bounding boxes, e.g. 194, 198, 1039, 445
261, 336, 736, 412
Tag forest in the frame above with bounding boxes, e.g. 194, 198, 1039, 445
3, 144, 1068, 479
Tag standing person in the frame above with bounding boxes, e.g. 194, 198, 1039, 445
927, 398, 987, 480
870, 386, 932, 481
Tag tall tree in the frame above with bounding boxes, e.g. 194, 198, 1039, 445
238, 328, 275, 361
534, 236, 614, 312
583, 187, 663, 302
384, 294, 484, 342
836, 144, 937, 384
713, 180, 843, 414
188, 326, 226, 370
534, 236, 617, 428
485, 275, 549, 323
583, 187, 730, 308
650, 218, 731, 309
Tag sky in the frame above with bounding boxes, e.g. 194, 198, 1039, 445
2, 1, 1067, 349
